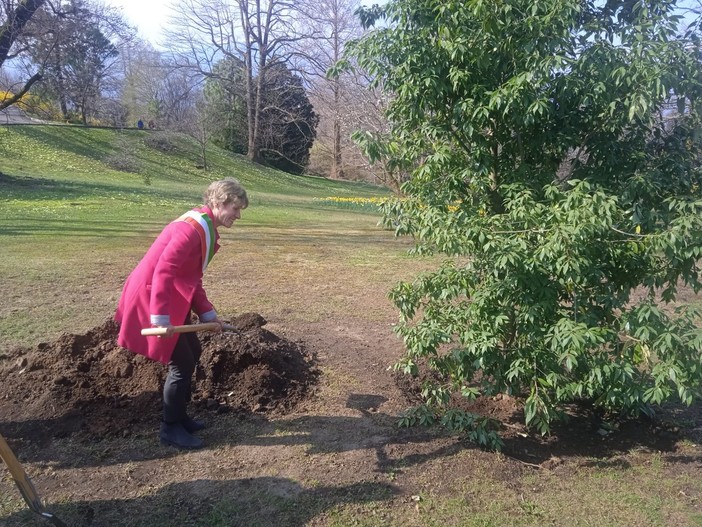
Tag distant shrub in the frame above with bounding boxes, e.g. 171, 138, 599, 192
105, 152, 142, 174
144, 132, 178, 153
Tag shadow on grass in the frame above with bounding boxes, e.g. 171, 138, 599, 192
0, 173, 195, 204
1, 477, 397, 527
0, 217, 169, 238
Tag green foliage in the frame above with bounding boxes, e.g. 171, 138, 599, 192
258, 64, 319, 174
205, 60, 318, 174
205, 57, 249, 155
28, 0, 118, 123
350, 0, 702, 445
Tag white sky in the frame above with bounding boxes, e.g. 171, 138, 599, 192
107, 0, 173, 45
106, 0, 385, 46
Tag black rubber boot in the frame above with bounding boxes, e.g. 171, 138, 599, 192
182, 416, 206, 433
159, 422, 204, 449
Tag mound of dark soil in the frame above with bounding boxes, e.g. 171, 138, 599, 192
0, 313, 317, 439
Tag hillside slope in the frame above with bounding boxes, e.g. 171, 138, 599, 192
0, 125, 387, 209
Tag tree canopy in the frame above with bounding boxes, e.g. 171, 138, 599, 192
0, 0, 46, 110
349, 0, 702, 448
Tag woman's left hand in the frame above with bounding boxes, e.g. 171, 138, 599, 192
211, 317, 225, 333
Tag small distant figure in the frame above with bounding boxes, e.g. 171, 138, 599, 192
137, 119, 144, 130
148, 119, 155, 130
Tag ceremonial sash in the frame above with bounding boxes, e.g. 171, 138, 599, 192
175, 210, 216, 273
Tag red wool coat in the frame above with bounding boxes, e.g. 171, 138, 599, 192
115, 206, 220, 364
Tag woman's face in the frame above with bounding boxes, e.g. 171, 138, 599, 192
212, 201, 242, 228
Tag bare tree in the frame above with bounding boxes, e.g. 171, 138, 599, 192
0, 0, 46, 110
292, 0, 362, 179
166, 0, 310, 164
180, 91, 224, 170
117, 38, 203, 130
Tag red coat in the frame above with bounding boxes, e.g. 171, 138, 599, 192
115, 206, 220, 363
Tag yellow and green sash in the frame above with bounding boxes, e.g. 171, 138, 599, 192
175, 210, 216, 273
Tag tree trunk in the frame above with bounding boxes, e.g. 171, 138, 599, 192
57, 68, 68, 120
330, 15, 344, 179
240, 0, 261, 163
331, 80, 344, 179
249, 58, 265, 163
244, 48, 256, 159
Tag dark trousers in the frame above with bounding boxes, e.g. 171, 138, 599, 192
163, 332, 202, 424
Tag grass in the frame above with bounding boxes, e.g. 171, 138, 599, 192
2, 125, 702, 527
321, 457, 702, 527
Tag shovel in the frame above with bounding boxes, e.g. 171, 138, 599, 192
141, 322, 241, 336
0, 433, 68, 527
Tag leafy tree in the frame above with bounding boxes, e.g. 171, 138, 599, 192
205, 59, 318, 173
27, 0, 119, 123
258, 63, 318, 173
0, 0, 46, 110
168, 0, 310, 164
204, 56, 248, 155
349, 0, 702, 449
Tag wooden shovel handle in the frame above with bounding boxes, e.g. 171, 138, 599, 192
0, 433, 43, 514
141, 323, 236, 336
0, 436, 68, 527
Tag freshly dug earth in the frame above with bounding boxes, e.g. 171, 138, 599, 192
0, 313, 317, 440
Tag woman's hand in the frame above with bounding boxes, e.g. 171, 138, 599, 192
211, 317, 225, 333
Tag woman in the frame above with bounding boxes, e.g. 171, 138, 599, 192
115, 178, 248, 449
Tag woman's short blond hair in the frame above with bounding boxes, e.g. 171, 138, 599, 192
204, 178, 249, 209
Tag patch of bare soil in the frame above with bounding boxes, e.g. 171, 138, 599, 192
0, 313, 317, 440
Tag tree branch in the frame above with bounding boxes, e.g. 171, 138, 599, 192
0, 0, 47, 66
0, 72, 43, 110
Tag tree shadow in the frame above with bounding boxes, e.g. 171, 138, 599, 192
0, 392, 464, 473
9, 126, 123, 162
0, 172, 195, 204
218, 392, 470, 478
0, 389, 692, 476
231, 392, 692, 471
0, 476, 397, 527
499, 404, 688, 465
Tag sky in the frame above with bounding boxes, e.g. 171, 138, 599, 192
106, 0, 385, 46
109, 0, 699, 44
107, 0, 173, 45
